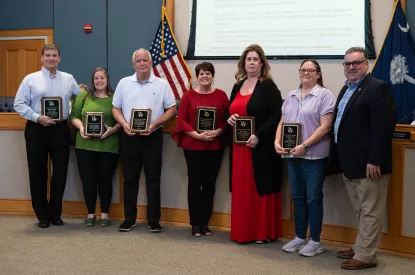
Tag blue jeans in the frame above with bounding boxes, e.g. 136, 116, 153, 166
287, 158, 328, 242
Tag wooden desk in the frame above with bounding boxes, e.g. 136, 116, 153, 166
0, 113, 26, 130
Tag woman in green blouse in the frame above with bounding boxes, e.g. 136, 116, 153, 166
70, 67, 121, 227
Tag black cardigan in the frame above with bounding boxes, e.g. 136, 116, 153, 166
228, 78, 283, 195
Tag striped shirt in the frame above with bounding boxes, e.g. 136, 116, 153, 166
334, 75, 367, 143
14, 67, 80, 122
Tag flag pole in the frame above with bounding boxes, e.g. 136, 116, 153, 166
163, 3, 193, 90
161, 0, 166, 58
399, 0, 406, 12
371, 0, 399, 71
395, 0, 406, 13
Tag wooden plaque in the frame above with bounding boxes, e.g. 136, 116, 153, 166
130, 108, 152, 133
196, 106, 217, 132
281, 122, 301, 152
233, 116, 255, 144
41, 97, 63, 121
84, 112, 105, 137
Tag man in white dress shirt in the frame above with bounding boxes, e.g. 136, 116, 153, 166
14, 44, 80, 228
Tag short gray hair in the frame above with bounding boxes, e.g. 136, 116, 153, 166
132, 48, 152, 63
345, 47, 368, 59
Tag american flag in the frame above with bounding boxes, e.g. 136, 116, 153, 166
150, 16, 192, 99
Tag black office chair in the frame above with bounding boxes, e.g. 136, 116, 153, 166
0, 97, 16, 112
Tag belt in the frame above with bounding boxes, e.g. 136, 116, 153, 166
27, 119, 68, 126
55, 119, 68, 125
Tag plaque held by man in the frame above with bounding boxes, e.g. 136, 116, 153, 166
281, 122, 301, 152
130, 108, 151, 132
84, 112, 105, 137
41, 96, 63, 121
196, 106, 217, 132
233, 116, 255, 144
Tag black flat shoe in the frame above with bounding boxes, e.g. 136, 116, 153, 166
50, 218, 64, 226
255, 238, 272, 244
192, 225, 202, 237
201, 225, 212, 236
38, 220, 50, 228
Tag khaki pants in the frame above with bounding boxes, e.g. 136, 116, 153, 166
343, 174, 389, 263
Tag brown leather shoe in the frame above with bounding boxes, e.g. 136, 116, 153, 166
337, 248, 354, 259
341, 259, 377, 270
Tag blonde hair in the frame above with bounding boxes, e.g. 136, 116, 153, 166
235, 44, 272, 83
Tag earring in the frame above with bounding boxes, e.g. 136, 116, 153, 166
212, 81, 214, 85
195, 81, 199, 86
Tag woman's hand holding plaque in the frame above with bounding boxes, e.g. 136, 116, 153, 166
281, 122, 301, 152
233, 116, 255, 144
196, 106, 217, 132
84, 112, 105, 138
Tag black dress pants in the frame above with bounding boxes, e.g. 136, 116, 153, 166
24, 120, 70, 221
75, 149, 119, 214
120, 129, 162, 223
183, 149, 224, 226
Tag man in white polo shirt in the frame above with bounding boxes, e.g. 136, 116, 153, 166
112, 48, 176, 232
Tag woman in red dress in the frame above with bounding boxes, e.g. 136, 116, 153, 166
172, 62, 229, 237
227, 44, 283, 243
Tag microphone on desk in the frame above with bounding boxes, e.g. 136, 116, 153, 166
397, 109, 415, 124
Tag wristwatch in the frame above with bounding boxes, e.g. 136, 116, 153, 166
302, 143, 309, 151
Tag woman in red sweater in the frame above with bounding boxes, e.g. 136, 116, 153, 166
172, 62, 229, 237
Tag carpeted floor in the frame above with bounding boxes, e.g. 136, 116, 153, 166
0, 215, 414, 275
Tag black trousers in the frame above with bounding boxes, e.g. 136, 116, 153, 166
75, 149, 119, 214
183, 149, 224, 226
120, 129, 162, 223
24, 120, 70, 221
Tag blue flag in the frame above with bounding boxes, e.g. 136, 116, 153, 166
372, 0, 415, 125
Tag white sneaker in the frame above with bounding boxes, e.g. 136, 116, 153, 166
299, 240, 324, 257
282, 237, 306, 253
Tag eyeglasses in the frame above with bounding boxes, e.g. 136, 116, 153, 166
342, 60, 367, 67
299, 68, 317, 74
